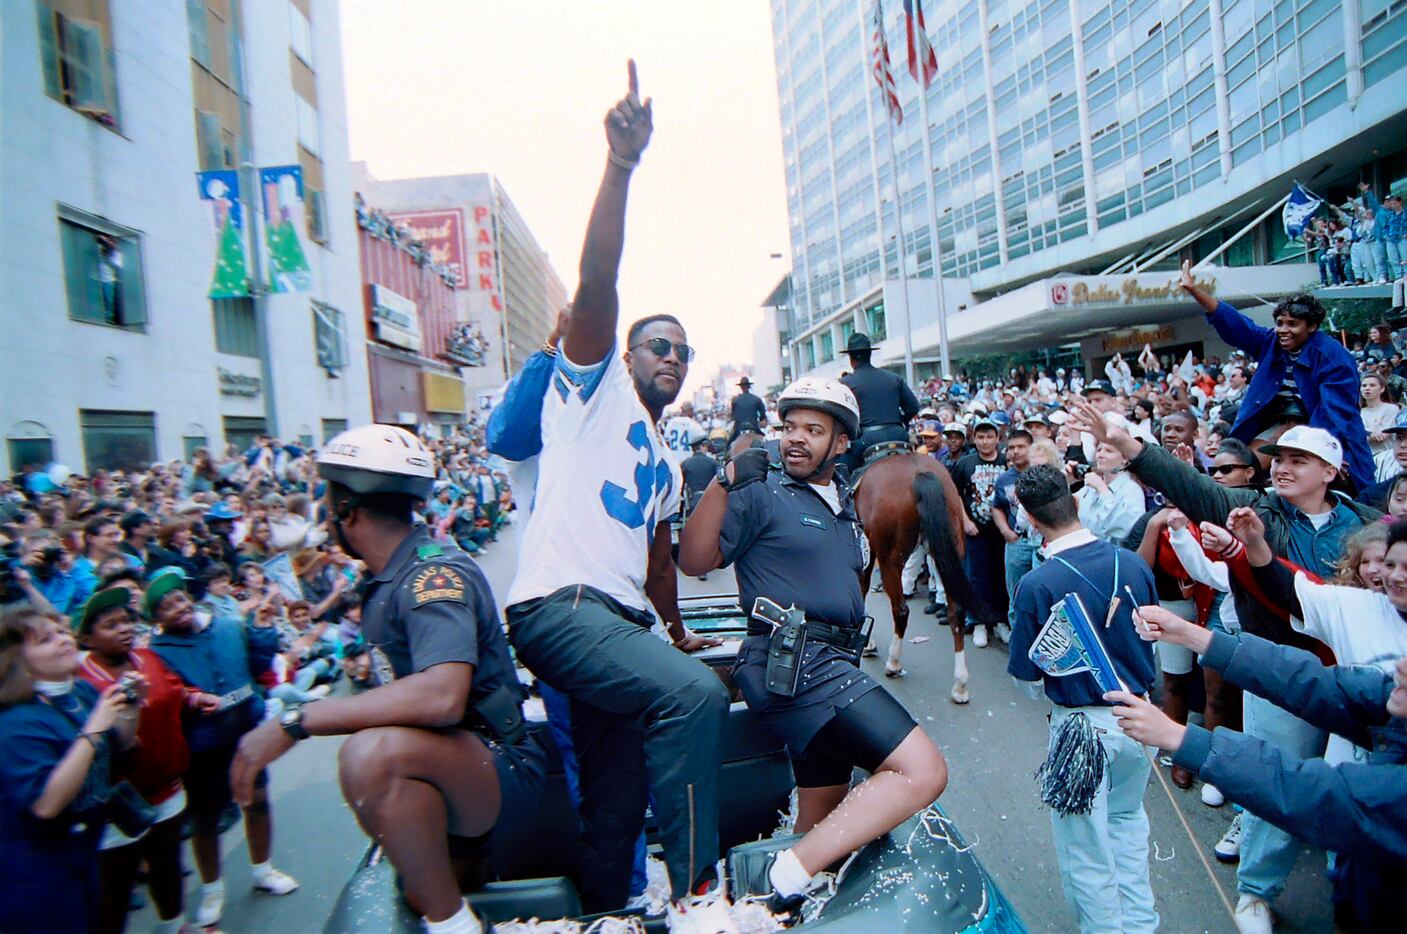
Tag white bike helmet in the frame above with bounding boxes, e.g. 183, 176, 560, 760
685, 422, 708, 446
776, 377, 861, 438
317, 424, 437, 500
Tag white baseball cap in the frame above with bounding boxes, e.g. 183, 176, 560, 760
1261, 426, 1343, 470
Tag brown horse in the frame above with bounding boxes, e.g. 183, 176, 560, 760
854, 452, 996, 704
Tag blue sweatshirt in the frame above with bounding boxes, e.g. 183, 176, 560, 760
150, 619, 278, 751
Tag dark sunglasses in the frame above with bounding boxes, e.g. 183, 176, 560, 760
1210, 463, 1253, 475
630, 338, 694, 363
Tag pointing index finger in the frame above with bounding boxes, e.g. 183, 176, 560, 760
627, 59, 638, 97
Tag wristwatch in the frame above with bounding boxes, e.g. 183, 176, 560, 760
279, 705, 310, 741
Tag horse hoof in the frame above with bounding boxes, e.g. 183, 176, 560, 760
950, 687, 971, 704
884, 666, 906, 678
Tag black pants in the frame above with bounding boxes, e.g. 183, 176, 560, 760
507, 585, 729, 911
839, 424, 908, 474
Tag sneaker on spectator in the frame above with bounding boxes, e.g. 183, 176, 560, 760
995, 622, 1011, 645
972, 627, 989, 648
251, 866, 299, 895
1201, 782, 1225, 807
1233, 893, 1272, 934
1215, 812, 1243, 863
195, 888, 224, 927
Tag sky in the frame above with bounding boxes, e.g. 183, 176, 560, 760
339, 0, 791, 397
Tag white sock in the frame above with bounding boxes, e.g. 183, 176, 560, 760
201, 879, 224, 898
424, 901, 481, 934
250, 860, 273, 879
768, 847, 814, 898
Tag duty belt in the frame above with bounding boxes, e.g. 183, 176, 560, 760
746, 616, 870, 656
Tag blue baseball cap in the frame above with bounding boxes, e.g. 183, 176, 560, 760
205, 502, 243, 521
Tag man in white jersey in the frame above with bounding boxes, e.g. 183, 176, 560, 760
503, 62, 730, 918
663, 402, 707, 467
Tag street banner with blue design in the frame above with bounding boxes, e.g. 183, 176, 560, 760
259, 165, 313, 293
197, 170, 250, 298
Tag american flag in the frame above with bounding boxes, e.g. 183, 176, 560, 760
870, 0, 903, 124
903, 0, 939, 88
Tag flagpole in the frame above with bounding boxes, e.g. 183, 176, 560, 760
884, 122, 917, 387
913, 31, 952, 379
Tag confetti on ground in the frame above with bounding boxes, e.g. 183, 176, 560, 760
908, 635, 931, 644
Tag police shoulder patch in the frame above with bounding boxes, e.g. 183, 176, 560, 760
410, 564, 467, 606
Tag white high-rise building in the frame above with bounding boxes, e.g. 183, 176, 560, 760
1, 0, 371, 474
771, 0, 1407, 378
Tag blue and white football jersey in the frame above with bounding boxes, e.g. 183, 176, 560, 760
506, 343, 681, 612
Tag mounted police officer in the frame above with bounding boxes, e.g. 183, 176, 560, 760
229, 424, 546, 934
839, 332, 921, 472
678, 377, 948, 915
729, 376, 768, 443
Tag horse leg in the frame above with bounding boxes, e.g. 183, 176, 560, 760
880, 550, 909, 677
947, 595, 970, 704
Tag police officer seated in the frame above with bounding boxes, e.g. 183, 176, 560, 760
678, 377, 948, 912
839, 332, 921, 473
230, 425, 545, 934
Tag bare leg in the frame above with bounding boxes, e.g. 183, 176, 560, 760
794, 784, 850, 835
791, 729, 947, 875
338, 726, 501, 923
192, 815, 222, 884
244, 786, 273, 865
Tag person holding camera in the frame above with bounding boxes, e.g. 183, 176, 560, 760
76, 587, 196, 934
15, 530, 81, 616
0, 603, 141, 933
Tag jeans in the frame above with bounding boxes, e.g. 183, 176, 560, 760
539, 683, 648, 899
1048, 705, 1159, 934
1003, 538, 1037, 629
1318, 251, 1343, 286
269, 657, 330, 705
961, 525, 1008, 629
1386, 237, 1407, 280
1237, 692, 1328, 901
508, 585, 728, 910
1350, 241, 1377, 282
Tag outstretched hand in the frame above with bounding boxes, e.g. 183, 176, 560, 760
1105, 690, 1188, 751
605, 60, 653, 162
1179, 258, 1196, 295
1130, 604, 1212, 655
1227, 506, 1273, 566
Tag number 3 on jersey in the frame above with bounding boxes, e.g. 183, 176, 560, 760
600, 420, 674, 537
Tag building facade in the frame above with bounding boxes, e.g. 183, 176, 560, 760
355, 200, 465, 432
2, 0, 371, 474
770, 0, 1407, 379
353, 166, 568, 410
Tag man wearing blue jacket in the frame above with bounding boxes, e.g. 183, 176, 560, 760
1177, 259, 1373, 490
1107, 608, 1405, 934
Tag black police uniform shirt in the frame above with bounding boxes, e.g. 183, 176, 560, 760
840, 363, 920, 430
1008, 533, 1159, 708
731, 391, 767, 429
360, 524, 520, 727
951, 451, 1007, 526
718, 469, 877, 750
680, 451, 718, 497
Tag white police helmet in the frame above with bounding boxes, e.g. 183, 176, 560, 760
316, 424, 436, 500
777, 377, 861, 438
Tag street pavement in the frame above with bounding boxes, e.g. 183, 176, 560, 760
134, 518, 1333, 932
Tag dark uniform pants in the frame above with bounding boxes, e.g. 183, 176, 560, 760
839, 423, 909, 474
507, 585, 729, 912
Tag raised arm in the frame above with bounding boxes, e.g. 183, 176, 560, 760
1178, 259, 1219, 315
563, 61, 653, 367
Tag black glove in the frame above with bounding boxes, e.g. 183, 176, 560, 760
719, 447, 770, 492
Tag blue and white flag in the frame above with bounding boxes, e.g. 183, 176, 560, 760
1028, 593, 1125, 696
1283, 183, 1322, 239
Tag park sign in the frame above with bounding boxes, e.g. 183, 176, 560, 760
1049, 271, 1218, 309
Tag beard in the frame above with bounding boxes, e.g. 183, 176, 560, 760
635, 374, 682, 412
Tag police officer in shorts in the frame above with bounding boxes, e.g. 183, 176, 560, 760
678, 377, 948, 911
231, 425, 545, 934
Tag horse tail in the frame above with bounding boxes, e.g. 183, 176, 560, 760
913, 471, 998, 624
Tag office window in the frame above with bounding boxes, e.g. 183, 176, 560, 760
866, 302, 888, 341
295, 93, 320, 155
213, 297, 259, 357
195, 109, 234, 170
186, 0, 210, 66
819, 331, 834, 362
59, 215, 147, 330
290, 4, 313, 65
35, 1, 120, 129
80, 410, 156, 473
7, 423, 54, 472
222, 416, 267, 454
182, 433, 208, 460
306, 188, 328, 244
321, 419, 348, 443
313, 301, 347, 372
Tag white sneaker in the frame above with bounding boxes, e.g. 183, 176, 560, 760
1233, 893, 1273, 934
995, 622, 1011, 645
252, 866, 299, 895
1215, 812, 1243, 863
195, 888, 224, 927
972, 627, 989, 648
667, 894, 739, 934
1200, 782, 1225, 807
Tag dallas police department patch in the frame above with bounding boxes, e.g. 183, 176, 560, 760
411, 565, 467, 606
